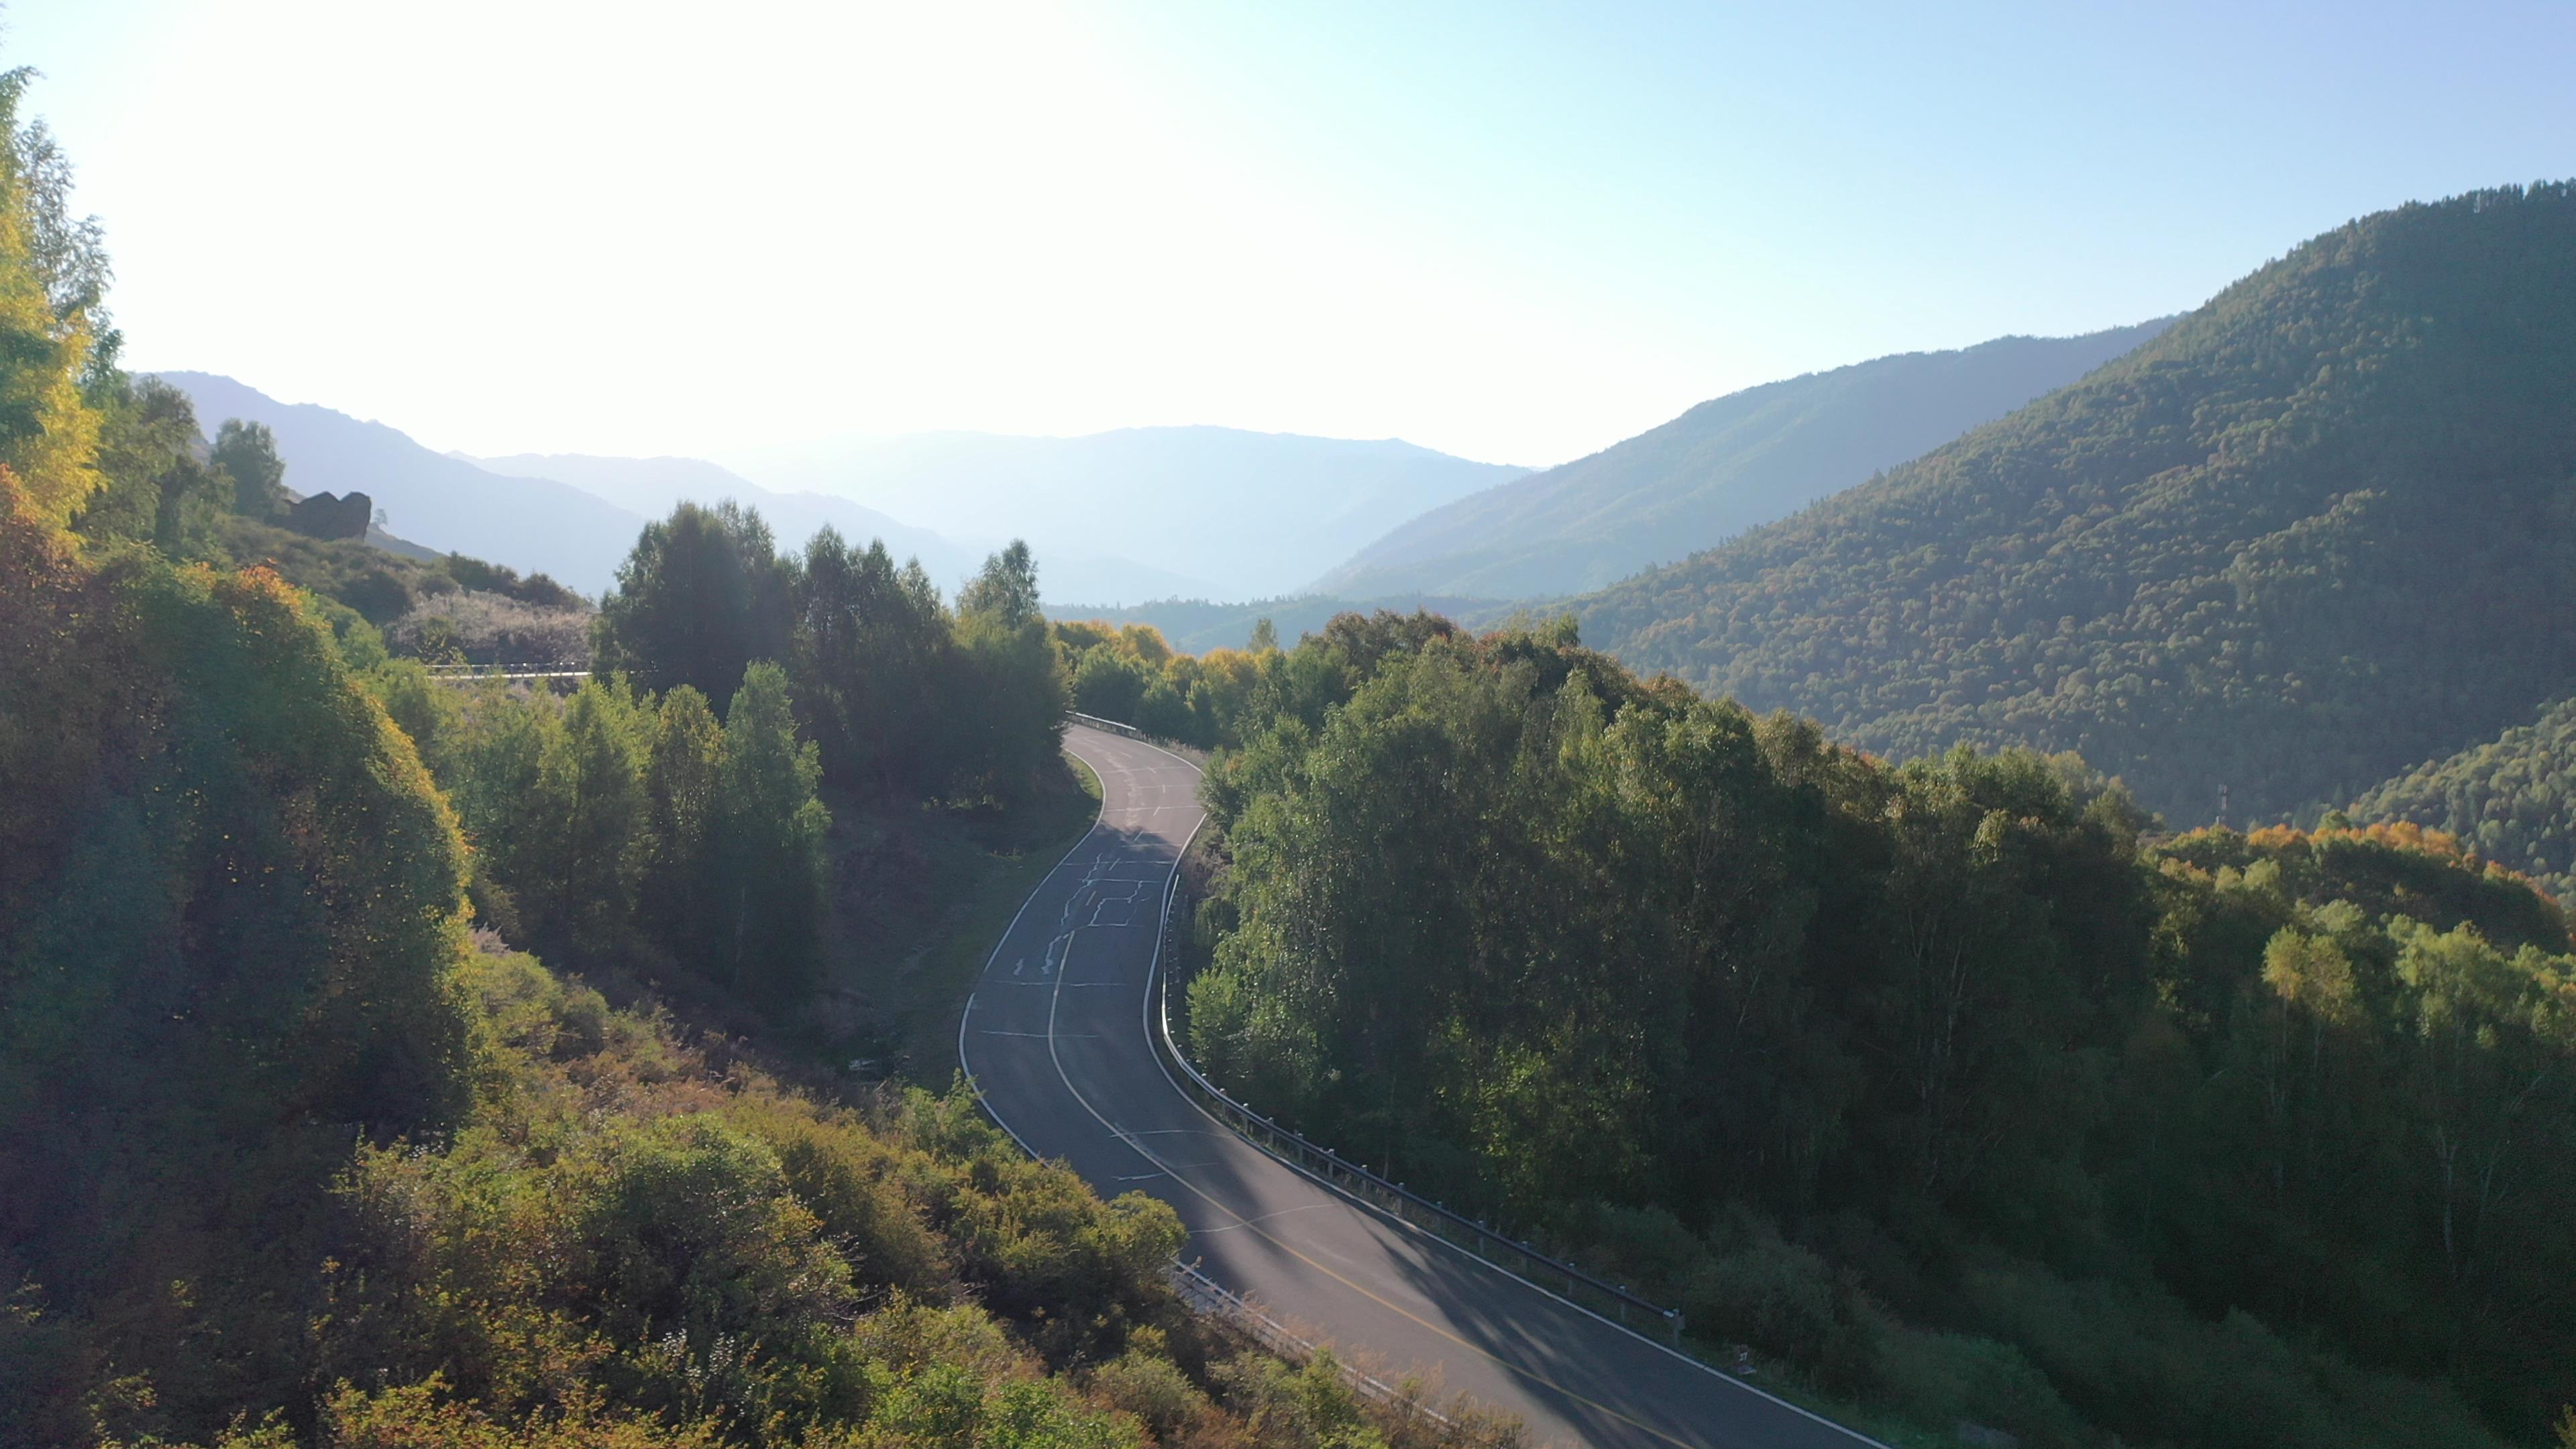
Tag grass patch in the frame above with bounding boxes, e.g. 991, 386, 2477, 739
796, 753, 1104, 1085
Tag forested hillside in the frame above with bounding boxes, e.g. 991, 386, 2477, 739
1314, 321, 2169, 600
0, 74, 1531, 1449
2353, 694, 2576, 904
1571, 184, 2576, 826
1184, 613, 2575, 1448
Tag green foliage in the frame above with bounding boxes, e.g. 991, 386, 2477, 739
792, 526, 953, 794
0, 482, 476, 1444
76, 373, 229, 551
600, 511, 1067, 804
212, 417, 286, 521
1051, 616, 1283, 750
710, 662, 830, 1004
1572, 182, 2576, 828
2352, 692, 2576, 904
395, 666, 833, 1004
0, 66, 104, 526
592, 500, 794, 712
1191, 614, 2574, 1445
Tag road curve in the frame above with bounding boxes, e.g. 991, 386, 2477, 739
961, 724, 1884, 1449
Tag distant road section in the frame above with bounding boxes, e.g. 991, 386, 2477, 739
961, 722, 1886, 1449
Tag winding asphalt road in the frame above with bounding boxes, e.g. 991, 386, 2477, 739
960, 723, 1884, 1449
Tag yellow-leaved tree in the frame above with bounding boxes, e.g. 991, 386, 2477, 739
0, 65, 103, 527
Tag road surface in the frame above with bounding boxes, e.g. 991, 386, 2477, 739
960, 723, 1883, 1449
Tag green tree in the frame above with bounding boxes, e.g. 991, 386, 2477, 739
639, 684, 724, 968
523, 679, 650, 965
210, 417, 286, 521
711, 661, 830, 1005
0, 67, 104, 527
74, 374, 222, 551
592, 500, 794, 711
792, 525, 951, 794
955, 541, 1067, 798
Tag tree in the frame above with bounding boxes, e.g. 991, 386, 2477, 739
523, 680, 650, 965
636, 684, 722, 970
954, 541, 1065, 797
74, 374, 221, 551
0, 68, 105, 526
959, 539, 1040, 629
712, 661, 830, 1006
211, 418, 286, 521
792, 526, 951, 794
592, 500, 795, 711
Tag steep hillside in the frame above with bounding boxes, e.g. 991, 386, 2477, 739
1573, 183, 2576, 825
154, 372, 650, 594
732, 426, 1526, 602
1314, 321, 2169, 600
2353, 694, 2576, 904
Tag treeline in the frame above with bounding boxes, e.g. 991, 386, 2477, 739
597, 503, 1063, 802
352, 505, 1070, 1012
1055, 616, 1273, 747
1186, 611, 2576, 1449
2352, 693, 2576, 906
372, 662, 830, 1006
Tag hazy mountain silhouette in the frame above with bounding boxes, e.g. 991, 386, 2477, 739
472, 451, 1210, 605
155, 372, 651, 594
1313, 320, 2173, 600
730, 427, 1525, 604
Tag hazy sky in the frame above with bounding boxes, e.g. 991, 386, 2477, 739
13, 1, 2573, 468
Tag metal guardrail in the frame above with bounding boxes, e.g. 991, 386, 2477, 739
1148, 862, 1689, 1346
1067, 708, 1147, 739
422, 663, 590, 682
1169, 1259, 1450, 1424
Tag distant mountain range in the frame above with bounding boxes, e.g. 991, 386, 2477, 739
729, 427, 1525, 604
157, 372, 653, 594
1560, 182, 2576, 828
1312, 320, 2172, 600
154, 375, 1506, 605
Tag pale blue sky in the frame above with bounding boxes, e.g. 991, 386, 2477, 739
10, 0, 2571, 467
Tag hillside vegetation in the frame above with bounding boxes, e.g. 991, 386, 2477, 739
1185, 613, 2576, 1448
0, 73, 1523, 1449
1315, 321, 2168, 601
1572, 184, 2576, 826
2353, 694, 2576, 905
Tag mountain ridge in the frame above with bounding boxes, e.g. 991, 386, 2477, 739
1312, 319, 2174, 600
731, 424, 1526, 602
1566, 181, 2576, 826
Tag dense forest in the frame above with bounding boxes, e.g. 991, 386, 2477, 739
1570, 183, 2576, 828
1182, 612, 2575, 1448
0, 72, 1540, 1449
2351, 694, 2576, 906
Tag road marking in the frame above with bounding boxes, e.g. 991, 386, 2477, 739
976, 729, 1888, 1449
1030, 791, 1713, 1449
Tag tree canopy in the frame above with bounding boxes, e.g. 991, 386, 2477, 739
1188, 612, 2576, 1447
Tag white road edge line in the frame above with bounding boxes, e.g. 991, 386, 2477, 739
1122, 734, 1896, 1449
971, 723, 1894, 1449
